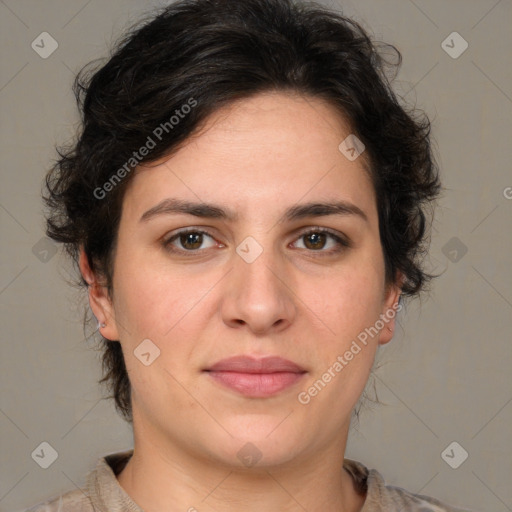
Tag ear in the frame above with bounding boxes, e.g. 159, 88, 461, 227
378, 271, 405, 346
79, 246, 120, 341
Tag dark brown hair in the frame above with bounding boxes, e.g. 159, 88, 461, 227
44, 0, 442, 423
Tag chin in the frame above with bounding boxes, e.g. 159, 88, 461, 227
203, 421, 305, 469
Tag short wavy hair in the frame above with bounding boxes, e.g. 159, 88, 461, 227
44, 0, 442, 423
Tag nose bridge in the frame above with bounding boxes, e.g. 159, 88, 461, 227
222, 233, 296, 332
235, 233, 284, 296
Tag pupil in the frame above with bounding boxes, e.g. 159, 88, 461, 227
306, 232, 325, 250
182, 233, 202, 249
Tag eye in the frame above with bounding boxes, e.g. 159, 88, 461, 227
163, 228, 219, 253
162, 227, 350, 256
291, 227, 350, 254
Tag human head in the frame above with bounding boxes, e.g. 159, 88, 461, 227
45, 0, 441, 425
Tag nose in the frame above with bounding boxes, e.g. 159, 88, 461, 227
220, 241, 297, 335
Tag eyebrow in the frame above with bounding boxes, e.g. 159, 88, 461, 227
139, 198, 368, 224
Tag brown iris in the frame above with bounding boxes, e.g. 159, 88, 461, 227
302, 232, 327, 250
179, 232, 204, 250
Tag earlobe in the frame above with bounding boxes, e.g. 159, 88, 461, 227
78, 247, 120, 341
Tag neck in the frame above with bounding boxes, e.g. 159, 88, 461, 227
116, 417, 365, 512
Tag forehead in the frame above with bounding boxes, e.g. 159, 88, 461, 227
123, 91, 377, 224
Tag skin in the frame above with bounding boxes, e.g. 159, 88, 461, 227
80, 91, 403, 512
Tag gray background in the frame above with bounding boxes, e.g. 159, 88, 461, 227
1, 1, 511, 511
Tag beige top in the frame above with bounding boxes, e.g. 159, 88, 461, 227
26, 450, 474, 512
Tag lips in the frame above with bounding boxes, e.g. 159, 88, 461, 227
203, 356, 307, 398
205, 355, 306, 373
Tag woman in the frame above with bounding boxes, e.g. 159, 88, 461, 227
28, 0, 474, 510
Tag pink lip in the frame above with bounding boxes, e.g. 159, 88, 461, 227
204, 356, 307, 398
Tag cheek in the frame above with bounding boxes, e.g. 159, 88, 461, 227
112, 254, 201, 339
319, 260, 385, 342
110, 255, 217, 388
111, 263, 203, 408
300, 284, 381, 426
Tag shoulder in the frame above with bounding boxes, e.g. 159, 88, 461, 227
24, 449, 136, 512
366, 472, 475, 512
24, 488, 94, 512
344, 459, 476, 512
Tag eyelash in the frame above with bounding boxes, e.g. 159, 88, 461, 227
162, 227, 351, 256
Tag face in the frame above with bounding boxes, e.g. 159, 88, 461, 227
82, 91, 401, 469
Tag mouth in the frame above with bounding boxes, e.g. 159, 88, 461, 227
203, 355, 307, 398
